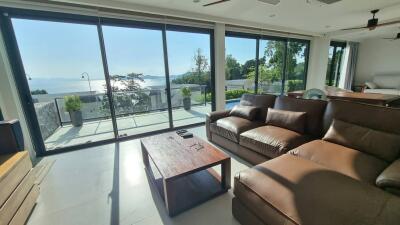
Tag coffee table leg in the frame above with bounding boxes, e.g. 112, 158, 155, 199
221, 159, 231, 190
141, 142, 150, 169
163, 179, 176, 216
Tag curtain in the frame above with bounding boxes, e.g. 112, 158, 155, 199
343, 42, 359, 90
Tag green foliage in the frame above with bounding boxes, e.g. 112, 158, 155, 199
225, 54, 242, 80
225, 89, 253, 100
287, 80, 304, 92
31, 89, 48, 95
181, 87, 192, 97
64, 95, 81, 112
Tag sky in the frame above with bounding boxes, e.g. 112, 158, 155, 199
12, 18, 211, 80
12, 18, 305, 82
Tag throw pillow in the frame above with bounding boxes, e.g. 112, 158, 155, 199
229, 105, 259, 121
265, 108, 307, 134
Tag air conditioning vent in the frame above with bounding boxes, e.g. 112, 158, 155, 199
316, 0, 342, 4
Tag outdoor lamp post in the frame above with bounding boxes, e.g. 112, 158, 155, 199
81, 72, 92, 93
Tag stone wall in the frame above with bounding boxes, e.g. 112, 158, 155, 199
34, 101, 60, 140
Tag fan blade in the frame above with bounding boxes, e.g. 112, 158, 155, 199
203, 0, 231, 7
341, 26, 368, 31
375, 20, 400, 28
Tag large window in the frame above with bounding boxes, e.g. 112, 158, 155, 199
2, 9, 214, 155
12, 19, 114, 151
225, 35, 257, 109
225, 32, 310, 104
167, 29, 212, 127
326, 41, 346, 87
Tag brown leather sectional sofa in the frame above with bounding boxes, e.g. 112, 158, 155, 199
206, 94, 400, 225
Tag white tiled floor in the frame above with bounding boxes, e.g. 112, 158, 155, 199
29, 126, 249, 225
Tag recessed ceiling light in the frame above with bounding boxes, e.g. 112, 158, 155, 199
325, 25, 331, 28
193, 0, 200, 3
269, 14, 276, 18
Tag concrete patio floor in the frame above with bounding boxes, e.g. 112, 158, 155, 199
45, 105, 211, 150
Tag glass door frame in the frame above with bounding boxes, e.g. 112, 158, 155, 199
0, 7, 215, 156
326, 41, 346, 87
225, 31, 311, 95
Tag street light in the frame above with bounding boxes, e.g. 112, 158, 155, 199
81, 72, 92, 93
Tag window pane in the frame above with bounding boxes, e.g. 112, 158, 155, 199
12, 19, 114, 151
167, 30, 212, 127
284, 41, 308, 93
102, 26, 169, 136
258, 40, 285, 95
225, 36, 256, 109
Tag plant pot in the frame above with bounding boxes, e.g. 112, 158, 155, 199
183, 97, 191, 110
69, 110, 83, 127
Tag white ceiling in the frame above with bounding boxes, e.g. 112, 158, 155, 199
52, 0, 400, 40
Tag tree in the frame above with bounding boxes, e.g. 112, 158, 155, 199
172, 48, 211, 91
241, 59, 256, 77
225, 54, 241, 80
192, 48, 209, 77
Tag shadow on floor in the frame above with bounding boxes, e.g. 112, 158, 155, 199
109, 143, 120, 225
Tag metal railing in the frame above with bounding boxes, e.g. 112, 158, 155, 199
53, 85, 209, 126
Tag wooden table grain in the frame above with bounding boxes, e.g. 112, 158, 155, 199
141, 132, 231, 216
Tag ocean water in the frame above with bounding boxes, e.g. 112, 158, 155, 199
28, 77, 167, 94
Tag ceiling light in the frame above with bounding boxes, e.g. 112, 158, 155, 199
269, 14, 276, 18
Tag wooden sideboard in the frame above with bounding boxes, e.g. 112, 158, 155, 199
0, 151, 39, 225
288, 91, 400, 107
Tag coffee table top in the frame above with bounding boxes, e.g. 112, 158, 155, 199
141, 132, 229, 180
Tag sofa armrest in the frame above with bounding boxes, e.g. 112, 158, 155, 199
206, 110, 231, 123
205, 110, 231, 140
377, 159, 400, 196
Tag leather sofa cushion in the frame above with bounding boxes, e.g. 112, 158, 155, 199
239, 125, 311, 158
323, 100, 400, 136
266, 108, 306, 134
240, 94, 276, 121
289, 140, 388, 184
323, 119, 400, 162
229, 105, 259, 120
377, 159, 400, 196
234, 154, 400, 225
274, 96, 327, 137
210, 117, 262, 143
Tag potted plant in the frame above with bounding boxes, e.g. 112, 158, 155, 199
64, 95, 83, 127
181, 87, 192, 110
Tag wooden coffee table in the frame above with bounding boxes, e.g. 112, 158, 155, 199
141, 132, 231, 216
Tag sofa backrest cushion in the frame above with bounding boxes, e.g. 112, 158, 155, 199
240, 94, 276, 121
266, 108, 307, 134
323, 119, 400, 162
273, 96, 327, 137
323, 100, 400, 136
229, 105, 259, 121
372, 74, 400, 89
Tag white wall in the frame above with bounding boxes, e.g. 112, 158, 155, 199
0, 28, 36, 161
355, 38, 400, 85
306, 36, 330, 90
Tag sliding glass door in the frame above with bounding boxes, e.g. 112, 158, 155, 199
102, 25, 170, 137
166, 29, 212, 127
326, 41, 346, 87
1, 8, 215, 155
225, 32, 310, 100
11, 18, 114, 151
225, 35, 257, 109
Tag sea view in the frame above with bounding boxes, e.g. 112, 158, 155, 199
28, 77, 169, 94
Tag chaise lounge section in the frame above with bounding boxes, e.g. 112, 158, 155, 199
231, 99, 400, 225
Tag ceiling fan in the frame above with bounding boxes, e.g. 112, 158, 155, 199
383, 33, 400, 41
342, 9, 400, 31
202, 0, 280, 7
